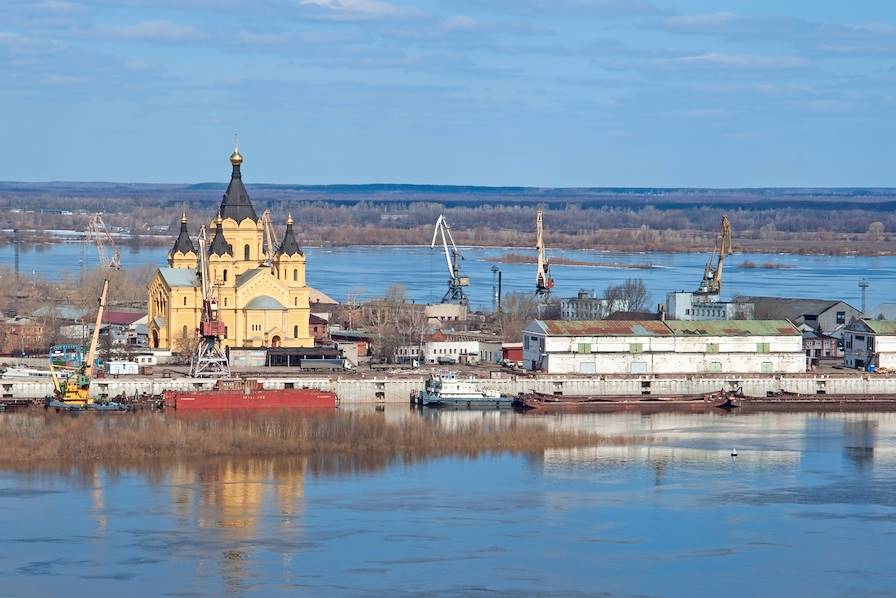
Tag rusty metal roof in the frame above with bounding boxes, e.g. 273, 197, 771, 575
665, 320, 799, 336
539, 320, 674, 337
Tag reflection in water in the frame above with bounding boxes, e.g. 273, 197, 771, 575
169, 458, 307, 595
4, 407, 896, 596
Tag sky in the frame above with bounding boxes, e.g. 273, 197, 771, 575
1, 0, 895, 187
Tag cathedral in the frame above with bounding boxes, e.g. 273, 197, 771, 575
147, 145, 315, 350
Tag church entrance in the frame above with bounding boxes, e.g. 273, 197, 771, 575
271, 335, 282, 348
152, 330, 159, 349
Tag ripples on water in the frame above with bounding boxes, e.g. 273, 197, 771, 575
1, 408, 896, 596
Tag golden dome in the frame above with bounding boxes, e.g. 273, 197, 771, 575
287, 213, 294, 225
230, 145, 243, 166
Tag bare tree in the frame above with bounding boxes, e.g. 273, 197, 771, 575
495, 293, 538, 342
174, 330, 199, 364
603, 278, 649, 314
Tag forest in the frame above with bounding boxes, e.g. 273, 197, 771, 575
1, 183, 896, 255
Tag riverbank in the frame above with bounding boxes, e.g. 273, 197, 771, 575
0, 411, 624, 466
6, 228, 896, 257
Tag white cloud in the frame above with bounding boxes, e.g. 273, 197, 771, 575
441, 15, 480, 32
98, 20, 206, 41
450, 0, 660, 17
45, 73, 80, 85
298, 0, 421, 21
655, 52, 810, 71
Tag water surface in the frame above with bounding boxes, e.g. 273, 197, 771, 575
3, 243, 892, 310
1, 409, 895, 596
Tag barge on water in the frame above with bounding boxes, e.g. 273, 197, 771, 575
411, 372, 513, 409
514, 389, 738, 411
163, 379, 337, 411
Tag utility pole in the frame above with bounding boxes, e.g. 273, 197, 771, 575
13, 228, 20, 316
491, 265, 500, 312
859, 278, 869, 316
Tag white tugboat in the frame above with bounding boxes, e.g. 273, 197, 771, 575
412, 372, 512, 408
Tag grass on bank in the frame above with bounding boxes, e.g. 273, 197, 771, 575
0, 411, 630, 465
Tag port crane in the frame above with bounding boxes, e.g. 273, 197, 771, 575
695, 215, 733, 300
87, 214, 121, 270
535, 209, 554, 297
191, 225, 231, 378
260, 209, 280, 269
431, 215, 469, 305
48, 279, 109, 406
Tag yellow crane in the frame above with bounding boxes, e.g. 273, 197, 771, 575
695, 215, 733, 299
48, 279, 109, 407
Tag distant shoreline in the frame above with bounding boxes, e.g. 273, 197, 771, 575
3, 228, 896, 258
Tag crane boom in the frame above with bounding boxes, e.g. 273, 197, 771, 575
191, 225, 230, 378
84, 279, 109, 379
430, 215, 468, 304
88, 214, 121, 270
260, 209, 280, 268
535, 209, 554, 296
695, 215, 733, 300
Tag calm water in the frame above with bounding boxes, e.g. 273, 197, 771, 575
3, 242, 894, 310
2, 409, 895, 596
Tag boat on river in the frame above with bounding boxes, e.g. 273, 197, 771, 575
514, 389, 738, 411
412, 372, 512, 408
163, 378, 337, 411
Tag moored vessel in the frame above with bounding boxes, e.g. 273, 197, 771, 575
163, 378, 337, 410
411, 372, 512, 408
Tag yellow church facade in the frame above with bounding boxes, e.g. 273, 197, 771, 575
147, 147, 315, 350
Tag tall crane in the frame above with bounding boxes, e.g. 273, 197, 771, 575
695, 215, 733, 301
48, 279, 109, 406
191, 225, 231, 378
535, 209, 554, 297
87, 214, 121, 270
431, 215, 469, 305
260, 209, 280, 269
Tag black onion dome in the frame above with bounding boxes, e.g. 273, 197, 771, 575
171, 214, 196, 255
218, 147, 258, 223
208, 217, 232, 257
276, 215, 303, 256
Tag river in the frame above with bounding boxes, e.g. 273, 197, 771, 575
1, 407, 894, 596
2, 243, 893, 310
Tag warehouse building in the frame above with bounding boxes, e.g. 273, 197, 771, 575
522, 319, 804, 375
732, 297, 859, 336
842, 319, 896, 370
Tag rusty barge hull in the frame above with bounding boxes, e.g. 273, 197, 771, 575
515, 391, 729, 411
163, 388, 337, 410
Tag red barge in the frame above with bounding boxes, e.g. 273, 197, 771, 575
163, 379, 337, 411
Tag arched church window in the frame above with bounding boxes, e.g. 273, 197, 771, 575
293, 325, 298, 338
293, 268, 298, 282
183, 296, 187, 307
182, 325, 188, 338
294, 297, 298, 307
244, 244, 251, 261
223, 297, 228, 307
223, 269, 228, 282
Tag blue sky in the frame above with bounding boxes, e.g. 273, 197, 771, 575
2, 0, 895, 187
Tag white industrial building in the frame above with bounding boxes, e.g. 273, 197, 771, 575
396, 330, 503, 366
843, 320, 896, 370
665, 292, 753, 321
523, 319, 805, 375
